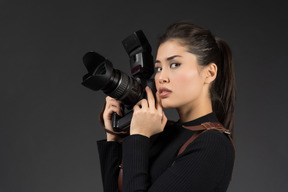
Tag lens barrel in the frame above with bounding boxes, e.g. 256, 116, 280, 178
82, 52, 144, 107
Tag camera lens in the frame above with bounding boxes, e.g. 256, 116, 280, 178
82, 52, 144, 107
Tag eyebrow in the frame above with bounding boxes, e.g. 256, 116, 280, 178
155, 55, 182, 63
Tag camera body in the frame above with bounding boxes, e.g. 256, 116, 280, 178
82, 30, 155, 132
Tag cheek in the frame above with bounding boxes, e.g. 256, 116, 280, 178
173, 71, 203, 96
154, 74, 159, 89
173, 71, 197, 89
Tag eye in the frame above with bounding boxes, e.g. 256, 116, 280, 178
170, 63, 181, 68
155, 66, 162, 72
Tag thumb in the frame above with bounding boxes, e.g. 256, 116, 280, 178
161, 111, 168, 127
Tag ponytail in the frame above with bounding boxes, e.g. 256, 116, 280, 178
212, 37, 236, 136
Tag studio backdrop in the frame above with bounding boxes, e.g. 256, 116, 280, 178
1, 0, 287, 191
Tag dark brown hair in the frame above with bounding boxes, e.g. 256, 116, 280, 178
159, 22, 236, 134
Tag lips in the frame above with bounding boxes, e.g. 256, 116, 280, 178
158, 87, 172, 98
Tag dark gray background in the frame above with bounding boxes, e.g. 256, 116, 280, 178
1, 0, 287, 191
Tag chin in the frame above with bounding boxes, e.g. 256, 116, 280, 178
160, 99, 179, 109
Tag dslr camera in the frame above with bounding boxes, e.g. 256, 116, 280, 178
82, 30, 156, 132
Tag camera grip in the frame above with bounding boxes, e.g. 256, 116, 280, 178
112, 111, 133, 132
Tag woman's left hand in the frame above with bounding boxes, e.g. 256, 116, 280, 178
130, 86, 167, 138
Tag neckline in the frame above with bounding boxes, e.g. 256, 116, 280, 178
177, 112, 219, 127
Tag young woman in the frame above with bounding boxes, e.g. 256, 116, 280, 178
97, 22, 236, 192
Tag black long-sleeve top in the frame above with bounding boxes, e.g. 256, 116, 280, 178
97, 113, 235, 192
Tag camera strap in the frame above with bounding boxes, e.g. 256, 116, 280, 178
172, 122, 235, 163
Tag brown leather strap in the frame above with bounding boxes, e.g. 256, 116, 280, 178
178, 122, 233, 157
177, 131, 202, 156
118, 161, 123, 192
182, 122, 228, 132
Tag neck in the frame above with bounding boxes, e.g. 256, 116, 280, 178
176, 98, 213, 123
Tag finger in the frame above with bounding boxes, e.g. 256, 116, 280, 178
155, 91, 162, 110
104, 105, 122, 117
108, 100, 123, 110
161, 111, 168, 126
145, 86, 155, 109
161, 111, 167, 121
106, 96, 122, 106
106, 98, 122, 109
136, 99, 148, 109
133, 103, 141, 111
106, 96, 116, 102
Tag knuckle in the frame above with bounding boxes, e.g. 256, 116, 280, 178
142, 98, 148, 103
133, 110, 140, 116
105, 96, 111, 101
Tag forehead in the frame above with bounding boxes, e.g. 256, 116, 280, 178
156, 39, 187, 60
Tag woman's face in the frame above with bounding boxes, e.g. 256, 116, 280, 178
154, 39, 208, 109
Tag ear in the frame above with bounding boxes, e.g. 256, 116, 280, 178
204, 63, 217, 84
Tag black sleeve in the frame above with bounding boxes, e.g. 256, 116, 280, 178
122, 131, 234, 192
97, 139, 122, 192
122, 135, 150, 192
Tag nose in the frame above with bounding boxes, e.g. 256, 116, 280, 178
158, 71, 170, 84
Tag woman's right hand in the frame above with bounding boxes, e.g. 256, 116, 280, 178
102, 96, 124, 142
